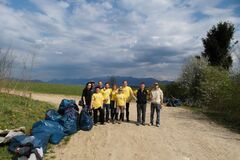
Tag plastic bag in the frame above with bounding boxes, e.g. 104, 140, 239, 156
58, 99, 79, 115
78, 109, 93, 131
8, 135, 35, 156
59, 108, 79, 135
45, 109, 62, 122
31, 120, 65, 151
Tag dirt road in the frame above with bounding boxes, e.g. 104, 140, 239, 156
6, 91, 240, 160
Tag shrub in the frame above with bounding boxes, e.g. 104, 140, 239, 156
199, 66, 233, 112
178, 57, 208, 105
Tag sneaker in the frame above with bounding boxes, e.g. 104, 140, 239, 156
156, 124, 160, 127
142, 123, 145, 126
150, 123, 154, 126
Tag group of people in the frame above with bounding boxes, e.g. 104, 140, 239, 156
81, 80, 164, 127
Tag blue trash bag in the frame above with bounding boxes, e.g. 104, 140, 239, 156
59, 108, 79, 135
8, 135, 36, 155
31, 120, 66, 152
58, 99, 79, 115
174, 99, 182, 106
8, 135, 35, 153
79, 109, 93, 131
45, 109, 62, 122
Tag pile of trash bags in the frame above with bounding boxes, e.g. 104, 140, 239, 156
1, 99, 93, 160
166, 98, 182, 107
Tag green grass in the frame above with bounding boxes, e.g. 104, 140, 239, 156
183, 106, 240, 133
0, 93, 55, 160
5, 80, 83, 96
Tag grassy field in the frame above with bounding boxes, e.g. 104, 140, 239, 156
4, 81, 83, 96
0, 93, 55, 160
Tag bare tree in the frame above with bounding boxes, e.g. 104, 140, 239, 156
0, 48, 15, 91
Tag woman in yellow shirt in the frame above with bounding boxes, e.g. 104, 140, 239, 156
101, 82, 112, 123
110, 84, 118, 123
115, 88, 127, 123
91, 87, 104, 125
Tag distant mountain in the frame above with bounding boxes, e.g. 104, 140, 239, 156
47, 76, 173, 86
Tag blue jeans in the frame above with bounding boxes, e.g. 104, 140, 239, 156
150, 103, 161, 125
137, 104, 146, 124
103, 104, 110, 122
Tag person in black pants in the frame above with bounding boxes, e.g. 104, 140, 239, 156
122, 80, 137, 122
91, 87, 104, 125
81, 82, 93, 115
136, 82, 148, 126
93, 108, 104, 125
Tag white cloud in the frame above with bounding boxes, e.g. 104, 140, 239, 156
0, 0, 239, 80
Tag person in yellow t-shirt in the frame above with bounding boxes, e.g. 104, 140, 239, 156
122, 80, 137, 122
91, 87, 104, 125
115, 88, 127, 123
101, 82, 112, 123
110, 84, 118, 123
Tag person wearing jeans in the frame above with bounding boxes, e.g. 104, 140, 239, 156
115, 88, 126, 124
110, 84, 118, 123
101, 82, 112, 123
122, 80, 137, 122
136, 82, 148, 126
150, 82, 164, 127
91, 87, 104, 125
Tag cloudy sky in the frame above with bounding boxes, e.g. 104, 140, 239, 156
0, 0, 240, 81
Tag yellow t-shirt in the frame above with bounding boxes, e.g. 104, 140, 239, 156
111, 89, 118, 101
122, 86, 133, 102
101, 88, 112, 104
115, 93, 126, 107
91, 93, 104, 109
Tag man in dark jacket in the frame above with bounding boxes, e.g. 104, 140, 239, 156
136, 82, 148, 126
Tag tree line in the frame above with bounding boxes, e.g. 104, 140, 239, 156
164, 21, 240, 128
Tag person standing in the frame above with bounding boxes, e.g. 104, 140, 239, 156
81, 82, 93, 115
110, 84, 118, 123
115, 88, 126, 124
136, 82, 148, 126
122, 80, 136, 122
90, 81, 95, 92
91, 87, 104, 125
97, 81, 103, 89
150, 82, 164, 127
101, 82, 112, 123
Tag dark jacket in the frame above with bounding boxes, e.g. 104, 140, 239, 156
137, 89, 148, 104
82, 88, 93, 106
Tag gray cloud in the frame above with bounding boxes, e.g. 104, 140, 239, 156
0, 0, 239, 81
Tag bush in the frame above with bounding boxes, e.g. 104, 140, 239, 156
178, 57, 208, 105
199, 66, 233, 112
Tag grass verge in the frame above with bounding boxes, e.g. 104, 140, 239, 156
0, 93, 55, 160
183, 106, 240, 133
